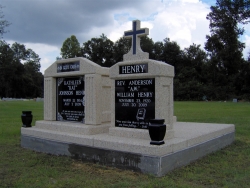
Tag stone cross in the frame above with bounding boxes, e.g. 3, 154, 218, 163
124, 20, 149, 55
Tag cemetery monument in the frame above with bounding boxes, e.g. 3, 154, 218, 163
21, 20, 235, 176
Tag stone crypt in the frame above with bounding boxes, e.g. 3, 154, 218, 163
21, 20, 235, 177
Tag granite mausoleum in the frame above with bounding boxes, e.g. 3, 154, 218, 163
21, 20, 235, 176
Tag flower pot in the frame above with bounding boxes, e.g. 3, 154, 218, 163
21, 111, 33, 127
149, 119, 166, 145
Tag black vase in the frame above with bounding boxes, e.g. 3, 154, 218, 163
21, 111, 33, 127
148, 119, 166, 145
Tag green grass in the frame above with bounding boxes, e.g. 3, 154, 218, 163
0, 101, 250, 188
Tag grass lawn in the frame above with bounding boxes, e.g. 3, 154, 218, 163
0, 101, 249, 188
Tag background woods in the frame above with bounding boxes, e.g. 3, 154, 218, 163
1, 0, 250, 100
61, 36, 250, 101
0, 6, 43, 98
60, 0, 250, 101
0, 41, 43, 98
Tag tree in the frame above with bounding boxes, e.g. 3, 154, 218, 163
205, 0, 250, 99
160, 38, 184, 75
61, 35, 81, 59
236, 52, 250, 100
0, 40, 16, 97
152, 41, 164, 61
0, 5, 11, 37
82, 34, 114, 67
140, 36, 155, 59
0, 41, 43, 98
175, 44, 208, 100
0, 7, 42, 98
113, 37, 131, 63
22, 48, 43, 97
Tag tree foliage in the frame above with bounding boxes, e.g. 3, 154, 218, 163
0, 40, 43, 98
82, 34, 115, 67
113, 37, 131, 63
60, 0, 250, 101
0, 5, 11, 37
61, 35, 81, 59
174, 44, 208, 100
60, 31, 250, 100
0, 5, 43, 98
205, 0, 250, 99
205, 0, 249, 74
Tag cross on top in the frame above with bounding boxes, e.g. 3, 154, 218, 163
124, 20, 149, 55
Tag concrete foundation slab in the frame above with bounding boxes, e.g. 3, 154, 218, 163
21, 122, 234, 177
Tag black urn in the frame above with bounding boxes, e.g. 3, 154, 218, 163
148, 119, 166, 145
21, 111, 33, 127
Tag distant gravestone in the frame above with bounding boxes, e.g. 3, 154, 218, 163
233, 98, 237, 103
35, 98, 44, 102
